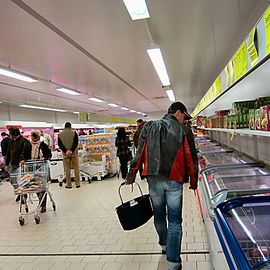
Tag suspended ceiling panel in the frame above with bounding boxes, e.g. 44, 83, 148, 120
0, 0, 268, 118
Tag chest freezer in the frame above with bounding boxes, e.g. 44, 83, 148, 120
200, 170, 270, 221
214, 196, 270, 270
198, 145, 232, 156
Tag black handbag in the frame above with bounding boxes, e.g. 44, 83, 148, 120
116, 182, 153, 230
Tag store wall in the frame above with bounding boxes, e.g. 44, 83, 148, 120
0, 104, 79, 124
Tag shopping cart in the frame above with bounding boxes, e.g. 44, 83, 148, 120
10, 160, 56, 226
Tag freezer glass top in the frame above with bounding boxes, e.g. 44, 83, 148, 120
208, 175, 270, 197
198, 145, 228, 154
203, 152, 254, 166
224, 201, 270, 268
206, 166, 270, 183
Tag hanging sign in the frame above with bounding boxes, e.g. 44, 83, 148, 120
233, 42, 248, 82
224, 66, 229, 89
246, 27, 259, 67
214, 76, 222, 97
78, 112, 83, 122
264, 6, 270, 56
86, 113, 91, 122
228, 60, 234, 85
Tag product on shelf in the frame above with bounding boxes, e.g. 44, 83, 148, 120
261, 105, 270, 131
249, 109, 255, 130
255, 109, 261, 130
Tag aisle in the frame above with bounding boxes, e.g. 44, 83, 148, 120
0, 177, 211, 270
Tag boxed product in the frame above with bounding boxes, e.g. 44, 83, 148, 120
249, 109, 255, 130
255, 109, 261, 130
261, 105, 270, 131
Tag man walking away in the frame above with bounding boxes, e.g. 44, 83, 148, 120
126, 102, 198, 270
58, 122, 80, 188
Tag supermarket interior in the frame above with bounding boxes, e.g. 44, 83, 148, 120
1, 1, 270, 270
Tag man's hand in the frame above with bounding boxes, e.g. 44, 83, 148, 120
4, 165, 8, 172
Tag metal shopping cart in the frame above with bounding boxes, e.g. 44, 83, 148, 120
10, 160, 56, 226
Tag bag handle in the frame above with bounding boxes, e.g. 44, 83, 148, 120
118, 181, 144, 205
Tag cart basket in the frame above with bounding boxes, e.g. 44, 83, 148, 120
116, 182, 153, 231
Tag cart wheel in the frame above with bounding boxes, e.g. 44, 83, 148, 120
59, 182, 63, 187
35, 216, 40, 224
19, 217, 24, 226
53, 204, 56, 211
25, 206, 29, 213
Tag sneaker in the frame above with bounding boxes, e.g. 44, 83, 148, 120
65, 186, 72, 189
76, 185, 81, 188
15, 195, 20, 202
40, 206, 46, 213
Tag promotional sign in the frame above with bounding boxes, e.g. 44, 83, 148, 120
214, 76, 222, 97
86, 113, 91, 122
246, 27, 259, 67
264, 6, 270, 56
233, 42, 248, 83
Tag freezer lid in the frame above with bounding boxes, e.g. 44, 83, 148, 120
215, 196, 270, 269
205, 166, 270, 183
203, 152, 255, 166
208, 175, 270, 198
198, 145, 230, 154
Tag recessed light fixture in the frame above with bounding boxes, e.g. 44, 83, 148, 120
122, 0, 150, 20
130, 110, 136, 113
121, 107, 129, 111
73, 112, 79, 114
56, 87, 80, 96
108, 103, 119, 107
0, 67, 37, 83
20, 104, 66, 112
147, 46, 170, 86
166, 89, 176, 102
89, 97, 104, 103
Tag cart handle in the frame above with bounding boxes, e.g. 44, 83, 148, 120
118, 181, 144, 205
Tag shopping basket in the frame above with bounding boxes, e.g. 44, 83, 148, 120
116, 182, 153, 231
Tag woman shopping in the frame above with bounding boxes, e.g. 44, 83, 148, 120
29, 130, 52, 212
115, 128, 132, 179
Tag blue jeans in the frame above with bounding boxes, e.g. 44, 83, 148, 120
148, 176, 183, 267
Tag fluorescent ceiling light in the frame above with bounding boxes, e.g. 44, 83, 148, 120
0, 68, 37, 83
20, 104, 66, 112
73, 111, 79, 114
0, 102, 2, 104
89, 97, 104, 103
166, 89, 176, 102
108, 103, 119, 107
147, 47, 170, 86
136, 112, 142, 115
56, 87, 80, 96
122, 0, 150, 20
121, 107, 129, 110
130, 110, 136, 113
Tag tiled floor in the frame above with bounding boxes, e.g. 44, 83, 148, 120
0, 176, 211, 270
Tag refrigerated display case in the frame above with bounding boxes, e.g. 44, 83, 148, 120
214, 196, 270, 270
198, 145, 232, 156
198, 164, 270, 270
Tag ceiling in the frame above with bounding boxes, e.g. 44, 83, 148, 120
0, 0, 268, 119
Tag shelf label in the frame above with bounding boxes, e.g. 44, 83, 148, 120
246, 27, 259, 67
233, 42, 248, 82
264, 6, 270, 56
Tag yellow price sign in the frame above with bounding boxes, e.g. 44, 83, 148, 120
86, 113, 91, 122
233, 42, 248, 82
78, 112, 83, 122
228, 60, 234, 85
224, 66, 229, 89
214, 76, 222, 97
264, 6, 270, 56
246, 27, 258, 67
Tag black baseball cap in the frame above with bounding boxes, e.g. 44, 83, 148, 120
168, 102, 192, 120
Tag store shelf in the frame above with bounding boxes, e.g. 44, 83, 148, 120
198, 127, 270, 138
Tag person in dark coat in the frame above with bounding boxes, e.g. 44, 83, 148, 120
115, 128, 132, 179
4, 127, 32, 202
1, 132, 11, 180
30, 130, 52, 212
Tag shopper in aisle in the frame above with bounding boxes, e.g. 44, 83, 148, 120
30, 130, 52, 213
1, 132, 11, 180
78, 128, 87, 136
4, 127, 32, 202
40, 130, 53, 149
133, 119, 146, 180
58, 122, 80, 188
126, 102, 198, 270
115, 127, 132, 179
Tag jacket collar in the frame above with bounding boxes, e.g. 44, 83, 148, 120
163, 113, 179, 123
